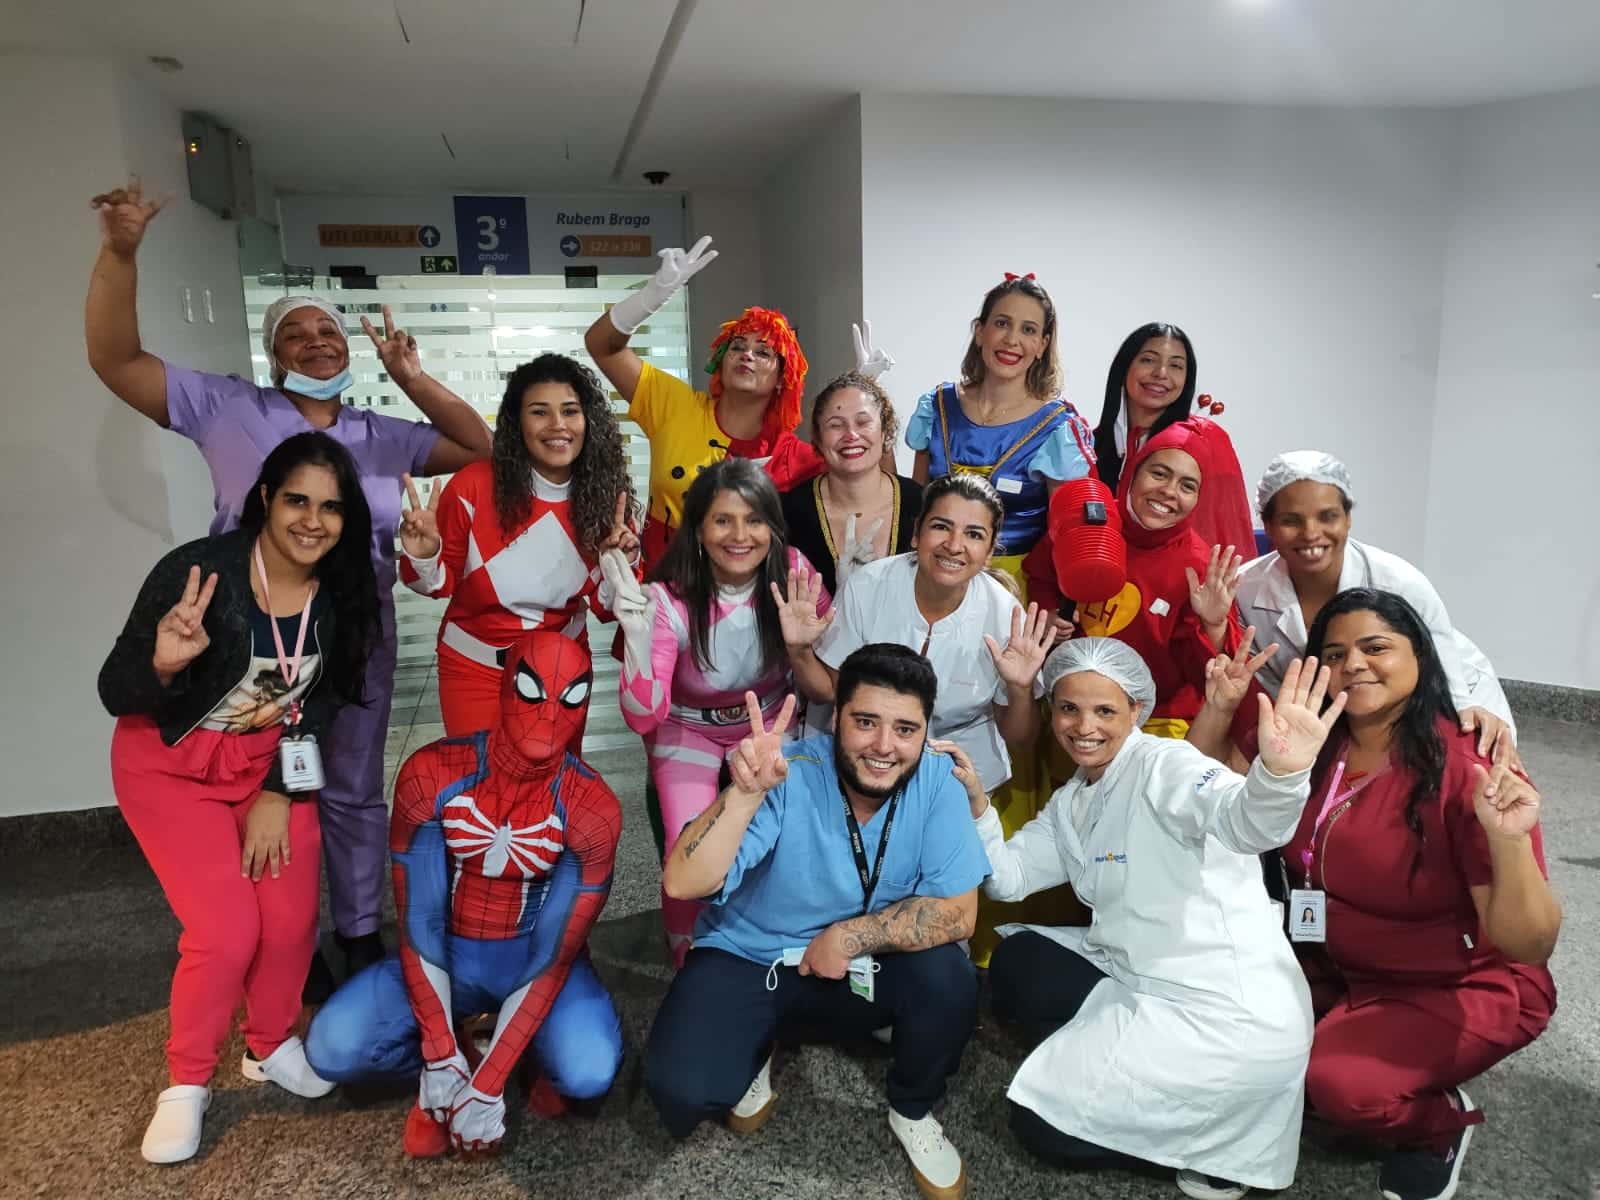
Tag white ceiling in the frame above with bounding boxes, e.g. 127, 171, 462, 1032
6, 0, 1599, 194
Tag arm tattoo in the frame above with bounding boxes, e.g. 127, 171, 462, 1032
835, 894, 970, 957
680, 795, 727, 860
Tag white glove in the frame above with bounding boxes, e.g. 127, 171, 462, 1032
851, 320, 895, 380
835, 512, 886, 592
418, 1051, 471, 1124
608, 236, 718, 335
599, 547, 655, 680
448, 1085, 506, 1153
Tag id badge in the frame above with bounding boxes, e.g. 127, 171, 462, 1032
279, 734, 325, 793
1289, 888, 1327, 944
847, 955, 876, 1003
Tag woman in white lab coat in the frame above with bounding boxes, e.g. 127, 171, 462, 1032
1235, 450, 1517, 765
955, 637, 1345, 1199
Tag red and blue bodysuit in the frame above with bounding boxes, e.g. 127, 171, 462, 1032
305, 630, 623, 1155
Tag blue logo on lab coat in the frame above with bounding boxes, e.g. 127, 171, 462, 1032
1095, 851, 1128, 864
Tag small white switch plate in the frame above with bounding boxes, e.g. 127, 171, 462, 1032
181, 286, 194, 323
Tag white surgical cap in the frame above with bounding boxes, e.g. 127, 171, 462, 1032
261, 296, 348, 382
1037, 637, 1157, 716
1256, 450, 1354, 515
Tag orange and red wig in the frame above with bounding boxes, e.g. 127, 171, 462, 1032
704, 307, 808, 436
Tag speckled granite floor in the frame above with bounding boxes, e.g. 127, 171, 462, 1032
4, 658, 1597, 1199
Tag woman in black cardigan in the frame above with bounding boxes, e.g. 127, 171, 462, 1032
99, 432, 378, 1164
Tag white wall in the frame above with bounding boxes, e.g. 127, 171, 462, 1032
758, 99, 865, 424
858, 94, 1460, 563
1425, 87, 1600, 689
685, 189, 765, 357
0, 53, 249, 816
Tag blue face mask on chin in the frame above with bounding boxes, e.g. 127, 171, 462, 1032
280, 367, 352, 402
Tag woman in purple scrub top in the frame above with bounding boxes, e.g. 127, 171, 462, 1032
86, 180, 493, 988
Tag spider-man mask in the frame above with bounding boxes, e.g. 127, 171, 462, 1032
498, 631, 593, 764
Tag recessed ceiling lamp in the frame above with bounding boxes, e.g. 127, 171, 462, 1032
148, 55, 184, 72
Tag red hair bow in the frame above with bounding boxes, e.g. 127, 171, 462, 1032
1003, 272, 1036, 282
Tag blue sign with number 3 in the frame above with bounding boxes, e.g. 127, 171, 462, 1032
452, 195, 530, 275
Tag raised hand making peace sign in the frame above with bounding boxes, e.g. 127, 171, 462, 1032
153, 565, 220, 683
726, 691, 798, 796
360, 303, 424, 387
91, 178, 167, 259
399, 474, 443, 559
595, 492, 640, 561
1202, 624, 1281, 714
1255, 656, 1348, 776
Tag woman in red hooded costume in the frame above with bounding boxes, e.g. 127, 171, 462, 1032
1066, 415, 1259, 744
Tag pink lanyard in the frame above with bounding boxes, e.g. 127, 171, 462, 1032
253, 539, 316, 718
1300, 756, 1371, 885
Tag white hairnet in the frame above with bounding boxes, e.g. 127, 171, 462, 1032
261, 296, 348, 383
1256, 450, 1354, 515
1037, 637, 1157, 716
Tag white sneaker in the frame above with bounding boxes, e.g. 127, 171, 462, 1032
241, 1035, 336, 1098
727, 1055, 775, 1134
1177, 1169, 1249, 1200
141, 1084, 210, 1164
888, 1108, 967, 1199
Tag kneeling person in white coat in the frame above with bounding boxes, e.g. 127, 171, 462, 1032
960, 637, 1345, 1200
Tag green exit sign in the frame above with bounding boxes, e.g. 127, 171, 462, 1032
420, 255, 458, 273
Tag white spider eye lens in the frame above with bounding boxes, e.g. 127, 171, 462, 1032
560, 676, 592, 708
515, 665, 546, 702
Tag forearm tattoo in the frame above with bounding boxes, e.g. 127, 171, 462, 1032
836, 895, 970, 957
680, 796, 727, 860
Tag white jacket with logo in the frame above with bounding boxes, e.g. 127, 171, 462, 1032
977, 731, 1313, 1189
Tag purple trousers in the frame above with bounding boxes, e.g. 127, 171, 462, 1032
319, 596, 397, 938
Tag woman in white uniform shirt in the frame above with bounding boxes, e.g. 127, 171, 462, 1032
1236, 451, 1517, 764
956, 637, 1344, 1199
780, 473, 1052, 793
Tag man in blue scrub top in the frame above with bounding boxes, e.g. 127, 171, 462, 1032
644, 643, 990, 1200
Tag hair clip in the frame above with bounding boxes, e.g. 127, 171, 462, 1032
1003, 271, 1037, 283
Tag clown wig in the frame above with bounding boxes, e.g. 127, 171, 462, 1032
703, 307, 809, 438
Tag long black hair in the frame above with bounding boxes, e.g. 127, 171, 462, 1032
240, 432, 378, 705
959, 275, 1062, 402
648, 458, 789, 675
1093, 322, 1197, 492
1306, 588, 1459, 872
492, 353, 637, 551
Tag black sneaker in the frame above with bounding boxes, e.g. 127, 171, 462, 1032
1378, 1087, 1476, 1200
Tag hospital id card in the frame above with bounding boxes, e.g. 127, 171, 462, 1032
1289, 888, 1327, 943
279, 734, 325, 793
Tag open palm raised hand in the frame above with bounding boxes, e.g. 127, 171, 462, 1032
1255, 656, 1347, 776
770, 567, 833, 648
984, 602, 1054, 691
153, 565, 219, 680
1185, 544, 1244, 628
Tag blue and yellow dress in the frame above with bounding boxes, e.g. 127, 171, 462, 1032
907, 382, 1097, 963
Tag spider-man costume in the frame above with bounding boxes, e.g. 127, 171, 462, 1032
305, 630, 623, 1156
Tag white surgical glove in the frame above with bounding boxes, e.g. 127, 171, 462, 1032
608, 236, 719, 335
599, 547, 656, 680
835, 512, 886, 591
851, 320, 895, 380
